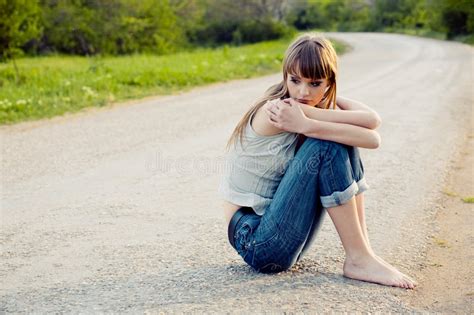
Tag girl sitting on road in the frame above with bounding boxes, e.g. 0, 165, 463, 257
218, 33, 417, 289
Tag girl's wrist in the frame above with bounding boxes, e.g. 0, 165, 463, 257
300, 117, 316, 135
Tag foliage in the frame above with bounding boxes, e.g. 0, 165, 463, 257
38, 0, 183, 55
186, 0, 294, 46
287, 0, 473, 40
435, 0, 473, 38
2, 0, 472, 60
0, 0, 42, 60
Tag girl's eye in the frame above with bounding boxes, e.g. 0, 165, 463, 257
290, 78, 299, 84
311, 82, 321, 87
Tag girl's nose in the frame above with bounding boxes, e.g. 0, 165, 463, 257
300, 84, 309, 96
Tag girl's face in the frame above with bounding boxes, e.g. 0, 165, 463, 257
286, 73, 329, 107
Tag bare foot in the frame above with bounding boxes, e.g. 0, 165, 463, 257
373, 255, 418, 286
361, 235, 417, 286
343, 254, 417, 289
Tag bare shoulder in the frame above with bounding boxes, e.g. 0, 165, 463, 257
251, 105, 284, 137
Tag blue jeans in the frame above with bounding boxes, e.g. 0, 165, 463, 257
228, 137, 368, 274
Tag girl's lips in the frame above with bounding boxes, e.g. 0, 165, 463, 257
297, 99, 310, 104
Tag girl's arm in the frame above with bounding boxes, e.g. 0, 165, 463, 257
301, 119, 381, 149
300, 96, 382, 130
265, 98, 382, 149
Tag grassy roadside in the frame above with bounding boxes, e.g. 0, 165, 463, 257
406, 134, 473, 313
0, 37, 347, 125
381, 27, 474, 45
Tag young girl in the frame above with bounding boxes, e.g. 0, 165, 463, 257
218, 33, 417, 289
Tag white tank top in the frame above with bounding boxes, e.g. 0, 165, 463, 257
218, 112, 299, 215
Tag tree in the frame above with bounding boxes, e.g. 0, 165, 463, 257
287, 0, 371, 32
186, 0, 292, 45
0, 0, 42, 81
439, 0, 473, 38
115, 0, 184, 54
40, 0, 101, 55
39, 0, 183, 55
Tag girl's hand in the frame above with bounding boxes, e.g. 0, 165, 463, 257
264, 98, 309, 134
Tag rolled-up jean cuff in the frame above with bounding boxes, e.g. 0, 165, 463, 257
320, 181, 359, 208
356, 177, 369, 195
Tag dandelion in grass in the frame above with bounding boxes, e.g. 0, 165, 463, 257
81, 86, 98, 98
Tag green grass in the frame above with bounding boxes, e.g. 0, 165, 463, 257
382, 27, 474, 45
453, 34, 474, 45
442, 189, 458, 197
383, 27, 446, 41
431, 236, 450, 248
462, 196, 474, 203
0, 37, 347, 125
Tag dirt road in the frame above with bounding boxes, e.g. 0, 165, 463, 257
1, 33, 472, 312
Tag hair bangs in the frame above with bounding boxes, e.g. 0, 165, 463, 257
286, 42, 329, 80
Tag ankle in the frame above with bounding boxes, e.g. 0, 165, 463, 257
345, 250, 376, 265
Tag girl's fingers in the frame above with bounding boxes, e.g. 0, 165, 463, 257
268, 102, 278, 111
288, 98, 297, 106
265, 108, 273, 117
265, 107, 278, 117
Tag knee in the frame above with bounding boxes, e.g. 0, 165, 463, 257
303, 138, 349, 157
324, 140, 350, 154
300, 138, 350, 171
322, 141, 352, 167
302, 137, 327, 150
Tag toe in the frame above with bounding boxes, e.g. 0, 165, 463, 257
401, 274, 416, 287
402, 280, 408, 289
402, 278, 411, 289
403, 276, 416, 289
395, 279, 405, 288
404, 280, 411, 289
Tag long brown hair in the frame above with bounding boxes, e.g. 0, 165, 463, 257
225, 33, 338, 151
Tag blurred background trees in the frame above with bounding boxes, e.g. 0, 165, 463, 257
1, 0, 473, 59
0, 0, 42, 79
